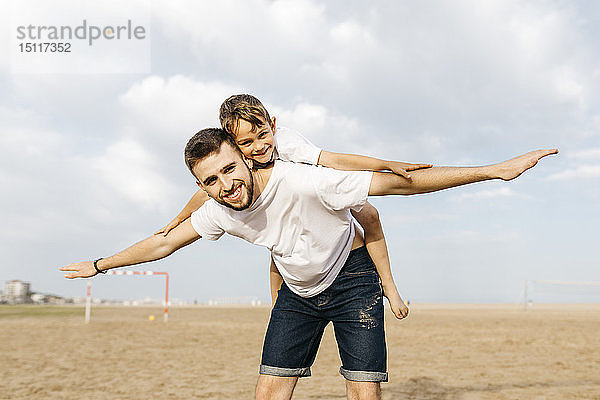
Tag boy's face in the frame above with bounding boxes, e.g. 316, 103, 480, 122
232, 117, 276, 165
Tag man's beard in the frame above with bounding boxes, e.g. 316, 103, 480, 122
218, 171, 254, 211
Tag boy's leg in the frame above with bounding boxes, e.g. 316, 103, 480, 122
346, 381, 381, 400
351, 202, 408, 319
256, 375, 298, 400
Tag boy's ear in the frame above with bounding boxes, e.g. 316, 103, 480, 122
244, 157, 254, 170
270, 116, 277, 132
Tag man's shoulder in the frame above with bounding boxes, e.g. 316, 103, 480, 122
270, 160, 320, 192
193, 197, 229, 219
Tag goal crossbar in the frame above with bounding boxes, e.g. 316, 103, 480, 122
85, 271, 170, 323
522, 279, 600, 309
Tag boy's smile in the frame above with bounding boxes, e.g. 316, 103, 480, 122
232, 118, 276, 165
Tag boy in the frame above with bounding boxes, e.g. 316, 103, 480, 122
157, 94, 433, 318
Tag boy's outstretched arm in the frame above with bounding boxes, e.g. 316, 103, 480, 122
155, 190, 209, 236
61, 219, 200, 279
269, 257, 283, 306
318, 150, 432, 179
368, 149, 558, 196
351, 202, 408, 320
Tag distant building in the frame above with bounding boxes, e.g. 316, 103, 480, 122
4, 280, 31, 304
30, 292, 72, 304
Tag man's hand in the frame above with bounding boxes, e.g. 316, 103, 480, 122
60, 261, 98, 279
60, 220, 201, 281
495, 149, 558, 181
388, 161, 433, 180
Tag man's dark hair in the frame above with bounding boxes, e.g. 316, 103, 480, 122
184, 128, 242, 175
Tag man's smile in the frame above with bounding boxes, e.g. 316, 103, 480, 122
222, 184, 243, 202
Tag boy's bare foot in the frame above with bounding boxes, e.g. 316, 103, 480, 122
495, 149, 558, 181
383, 288, 409, 320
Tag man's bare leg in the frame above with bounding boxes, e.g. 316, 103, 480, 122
369, 149, 558, 196
346, 381, 381, 400
256, 375, 298, 400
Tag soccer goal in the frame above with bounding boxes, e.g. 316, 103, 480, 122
521, 280, 600, 309
85, 270, 170, 323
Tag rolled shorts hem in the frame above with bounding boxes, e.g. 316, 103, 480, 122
260, 364, 311, 378
339, 367, 388, 382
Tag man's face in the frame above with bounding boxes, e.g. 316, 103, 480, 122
193, 142, 254, 211
232, 117, 276, 165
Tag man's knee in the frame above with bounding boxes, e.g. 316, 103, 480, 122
256, 375, 298, 400
345, 380, 381, 400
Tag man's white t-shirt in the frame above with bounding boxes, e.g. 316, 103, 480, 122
190, 161, 373, 298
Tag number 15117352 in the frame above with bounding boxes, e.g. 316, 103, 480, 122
19, 42, 71, 52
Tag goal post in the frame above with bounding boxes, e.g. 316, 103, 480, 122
522, 280, 600, 309
85, 271, 170, 323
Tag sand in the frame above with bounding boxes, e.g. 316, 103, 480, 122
1, 304, 599, 399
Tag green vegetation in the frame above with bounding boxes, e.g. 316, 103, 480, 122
0, 305, 83, 319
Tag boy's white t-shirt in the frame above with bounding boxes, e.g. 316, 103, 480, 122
190, 161, 373, 298
273, 127, 322, 165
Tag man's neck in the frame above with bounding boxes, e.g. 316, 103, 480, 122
250, 163, 274, 203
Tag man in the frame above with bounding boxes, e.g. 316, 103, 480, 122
61, 128, 556, 400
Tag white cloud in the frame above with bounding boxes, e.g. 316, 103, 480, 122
149, 0, 598, 157
451, 187, 521, 201
154, 0, 327, 67
90, 137, 177, 212
117, 74, 376, 156
0, 108, 65, 157
268, 0, 326, 42
547, 165, 600, 181
568, 148, 600, 159
331, 19, 370, 41
118, 75, 237, 135
270, 101, 365, 153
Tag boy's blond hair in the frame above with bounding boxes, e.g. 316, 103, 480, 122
219, 94, 272, 135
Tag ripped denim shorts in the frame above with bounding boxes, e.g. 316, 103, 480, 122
260, 246, 387, 382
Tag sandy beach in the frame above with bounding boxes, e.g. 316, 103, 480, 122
1, 304, 599, 399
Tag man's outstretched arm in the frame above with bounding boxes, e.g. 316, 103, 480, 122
368, 149, 558, 196
60, 219, 200, 279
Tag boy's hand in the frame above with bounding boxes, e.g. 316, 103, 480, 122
60, 261, 97, 279
388, 161, 433, 180
155, 218, 181, 237
383, 286, 409, 320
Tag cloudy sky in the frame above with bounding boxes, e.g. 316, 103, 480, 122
1, 0, 599, 304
